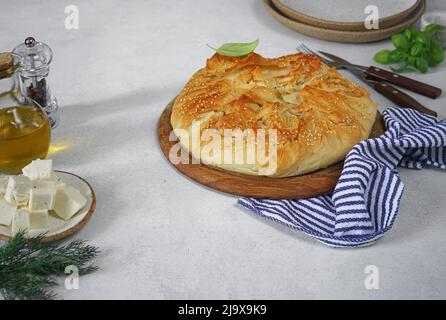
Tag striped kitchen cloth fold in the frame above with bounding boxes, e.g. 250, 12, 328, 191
239, 108, 446, 248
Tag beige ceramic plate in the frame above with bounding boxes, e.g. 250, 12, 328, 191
272, 0, 421, 31
0, 171, 96, 242
263, 0, 426, 43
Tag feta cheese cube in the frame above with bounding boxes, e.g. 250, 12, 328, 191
21, 163, 32, 178
29, 210, 49, 229
4, 175, 31, 206
54, 186, 87, 221
29, 186, 56, 211
47, 174, 66, 191
22, 159, 53, 181
11, 209, 30, 236
0, 198, 17, 226
32, 179, 57, 191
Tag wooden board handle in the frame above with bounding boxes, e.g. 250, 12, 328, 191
374, 82, 438, 117
367, 66, 442, 99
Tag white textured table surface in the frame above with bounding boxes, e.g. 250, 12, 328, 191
1, 0, 445, 299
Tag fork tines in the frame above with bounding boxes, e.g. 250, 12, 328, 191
296, 42, 315, 55
296, 42, 332, 65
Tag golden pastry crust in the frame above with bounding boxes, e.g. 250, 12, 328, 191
171, 52, 378, 177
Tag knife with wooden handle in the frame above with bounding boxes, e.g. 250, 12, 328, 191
373, 81, 438, 117
366, 66, 442, 99
318, 51, 442, 100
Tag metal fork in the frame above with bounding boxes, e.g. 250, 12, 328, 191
296, 42, 372, 86
297, 42, 369, 81
297, 42, 367, 74
295, 42, 438, 117
297, 42, 442, 100
296, 42, 336, 67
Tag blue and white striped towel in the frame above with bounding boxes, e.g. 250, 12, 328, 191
239, 108, 446, 248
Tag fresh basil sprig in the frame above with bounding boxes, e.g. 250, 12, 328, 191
208, 39, 259, 57
373, 23, 445, 73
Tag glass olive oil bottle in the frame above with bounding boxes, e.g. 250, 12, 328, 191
0, 105, 51, 173
0, 52, 51, 174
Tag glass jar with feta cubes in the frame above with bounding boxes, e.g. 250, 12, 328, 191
0, 159, 90, 237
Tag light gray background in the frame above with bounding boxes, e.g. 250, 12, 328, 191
1, 0, 445, 299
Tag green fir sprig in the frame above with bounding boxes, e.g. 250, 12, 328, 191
0, 231, 99, 300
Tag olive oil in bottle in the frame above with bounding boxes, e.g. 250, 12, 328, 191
0, 105, 51, 174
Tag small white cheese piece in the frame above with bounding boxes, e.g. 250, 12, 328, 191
54, 186, 87, 221
21, 163, 32, 179
32, 179, 56, 190
29, 210, 49, 229
29, 186, 56, 212
47, 174, 66, 191
22, 159, 53, 181
0, 198, 17, 226
4, 175, 31, 206
11, 209, 30, 236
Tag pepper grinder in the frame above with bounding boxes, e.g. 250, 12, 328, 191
13, 37, 59, 128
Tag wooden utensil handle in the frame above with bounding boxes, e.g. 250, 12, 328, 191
374, 82, 438, 117
367, 66, 442, 99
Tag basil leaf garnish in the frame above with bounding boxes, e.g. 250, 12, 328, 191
208, 39, 259, 57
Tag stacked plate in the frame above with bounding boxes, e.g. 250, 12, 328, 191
264, 0, 426, 43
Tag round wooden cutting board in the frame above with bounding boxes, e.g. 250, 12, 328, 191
157, 100, 385, 199
263, 0, 426, 43
272, 0, 421, 31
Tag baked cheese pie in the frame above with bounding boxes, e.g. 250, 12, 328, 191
171, 53, 378, 177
